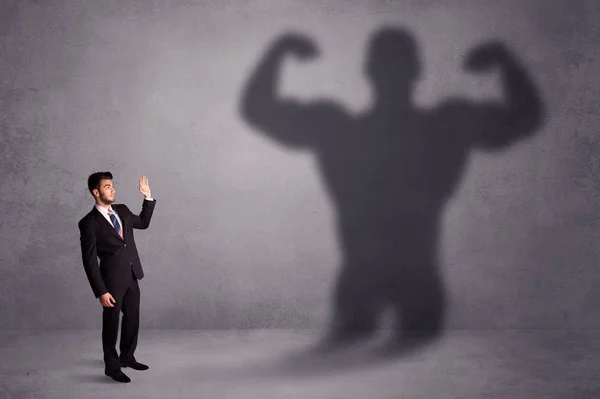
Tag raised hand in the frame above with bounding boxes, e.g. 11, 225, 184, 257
138, 176, 151, 199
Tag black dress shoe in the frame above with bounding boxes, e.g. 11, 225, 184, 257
120, 360, 149, 371
104, 369, 131, 383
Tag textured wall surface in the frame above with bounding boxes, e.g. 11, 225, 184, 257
1, 0, 599, 329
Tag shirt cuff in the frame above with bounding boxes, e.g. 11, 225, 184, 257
144, 197, 154, 201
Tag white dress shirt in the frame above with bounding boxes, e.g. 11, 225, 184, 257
95, 204, 123, 230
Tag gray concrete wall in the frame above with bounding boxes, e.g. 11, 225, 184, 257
1, 0, 599, 330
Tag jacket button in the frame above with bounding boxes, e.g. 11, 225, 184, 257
124, 244, 127, 247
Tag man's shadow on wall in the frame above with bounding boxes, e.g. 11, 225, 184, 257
240, 27, 544, 366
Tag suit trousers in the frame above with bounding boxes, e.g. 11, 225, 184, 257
102, 271, 140, 372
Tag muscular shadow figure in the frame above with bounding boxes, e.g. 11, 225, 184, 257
240, 28, 544, 352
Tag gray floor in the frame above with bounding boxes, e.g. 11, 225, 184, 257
1, 329, 599, 399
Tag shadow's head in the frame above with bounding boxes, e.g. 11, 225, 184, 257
365, 27, 421, 95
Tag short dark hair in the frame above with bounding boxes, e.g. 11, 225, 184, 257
87, 171, 113, 194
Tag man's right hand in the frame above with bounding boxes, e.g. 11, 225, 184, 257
99, 292, 116, 307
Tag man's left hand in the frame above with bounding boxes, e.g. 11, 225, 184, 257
139, 176, 152, 198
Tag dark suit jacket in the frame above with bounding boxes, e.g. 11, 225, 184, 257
78, 199, 156, 298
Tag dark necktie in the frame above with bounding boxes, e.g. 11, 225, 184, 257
107, 209, 123, 239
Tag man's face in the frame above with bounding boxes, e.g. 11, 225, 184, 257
94, 179, 115, 205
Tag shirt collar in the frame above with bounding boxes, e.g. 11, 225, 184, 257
95, 204, 115, 217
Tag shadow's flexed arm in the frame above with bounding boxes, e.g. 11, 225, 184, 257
443, 42, 545, 151
240, 33, 345, 149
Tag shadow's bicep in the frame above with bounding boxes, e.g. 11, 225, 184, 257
440, 101, 532, 151
243, 99, 344, 149
471, 103, 539, 151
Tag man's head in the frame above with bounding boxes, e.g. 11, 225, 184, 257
365, 27, 421, 95
88, 171, 115, 206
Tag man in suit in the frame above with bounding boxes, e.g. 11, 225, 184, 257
78, 172, 156, 383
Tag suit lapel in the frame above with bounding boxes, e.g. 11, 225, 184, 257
93, 206, 125, 241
